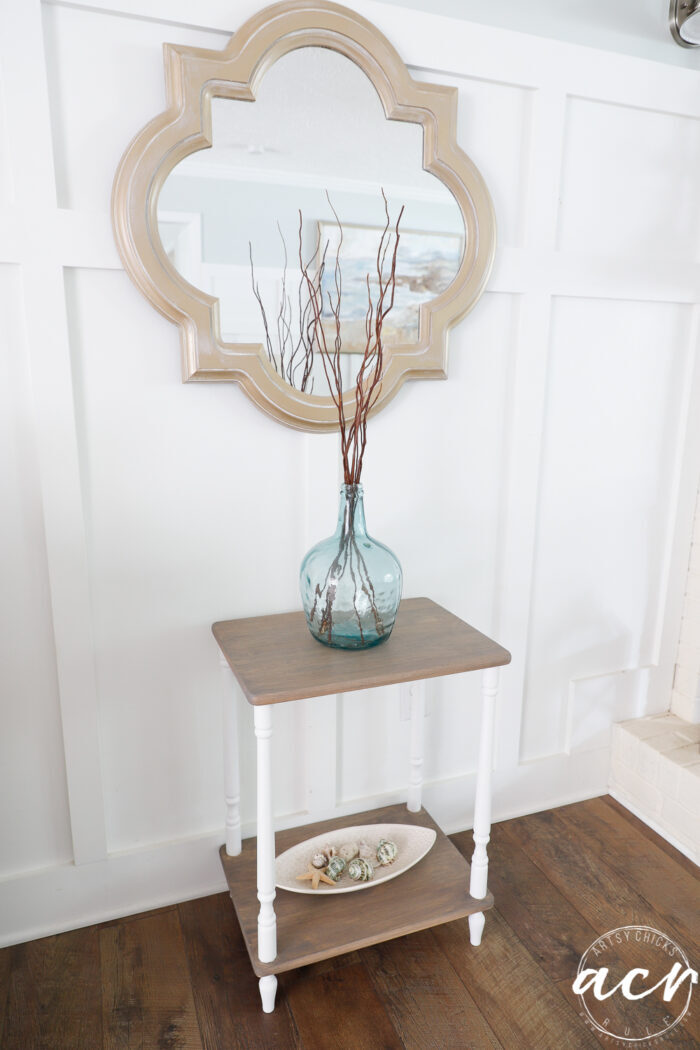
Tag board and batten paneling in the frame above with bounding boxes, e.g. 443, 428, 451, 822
0, 0, 698, 946
0, 263, 74, 878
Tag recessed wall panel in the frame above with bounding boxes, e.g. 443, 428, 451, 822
522, 296, 691, 762
0, 264, 73, 876
65, 267, 311, 850
558, 97, 700, 261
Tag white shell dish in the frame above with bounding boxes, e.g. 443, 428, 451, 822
276, 823, 437, 895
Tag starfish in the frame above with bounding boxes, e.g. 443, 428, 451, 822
296, 863, 336, 890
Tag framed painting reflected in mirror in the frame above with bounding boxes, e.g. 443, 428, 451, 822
317, 220, 464, 353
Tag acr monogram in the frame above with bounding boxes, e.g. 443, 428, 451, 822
573, 926, 697, 1046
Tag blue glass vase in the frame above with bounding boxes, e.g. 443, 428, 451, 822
300, 484, 402, 649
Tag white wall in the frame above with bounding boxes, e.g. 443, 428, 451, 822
1, 0, 699, 947
379, 0, 700, 70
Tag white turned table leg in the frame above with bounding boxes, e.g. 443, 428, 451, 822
469, 666, 499, 947
220, 654, 242, 857
406, 681, 426, 813
259, 974, 278, 1013
254, 705, 277, 969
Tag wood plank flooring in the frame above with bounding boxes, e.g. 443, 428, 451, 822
1, 796, 697, 1050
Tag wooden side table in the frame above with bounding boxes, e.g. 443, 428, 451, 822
213, 596, 511, 1013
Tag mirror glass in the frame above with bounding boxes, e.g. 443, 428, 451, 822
157, 46, 465, 394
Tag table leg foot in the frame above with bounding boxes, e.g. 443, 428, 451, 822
469, 911, 485, 946
259, 974, 278, 1013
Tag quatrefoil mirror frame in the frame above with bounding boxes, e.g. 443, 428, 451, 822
112, 0, 496, 431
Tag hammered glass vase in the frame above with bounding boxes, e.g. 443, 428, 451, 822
300, 484, 402, 649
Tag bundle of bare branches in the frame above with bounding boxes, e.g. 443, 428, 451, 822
249, 190, 403, 478
251, 194, 404, 646
300, 191, 403, 483
249, 227, 316, 393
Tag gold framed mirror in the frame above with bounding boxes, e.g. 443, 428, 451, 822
111, 0, 496, 431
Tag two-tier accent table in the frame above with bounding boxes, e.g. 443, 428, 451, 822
213, 596, 511, 1013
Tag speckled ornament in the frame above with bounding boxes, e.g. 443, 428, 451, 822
311, 850, 329, 869
376, 838, 398, 866
347, 857, 374, 882
325, 856, 346, 882
338, 841, 359, 862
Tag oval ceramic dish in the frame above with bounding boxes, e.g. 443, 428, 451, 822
276, 823, 437, 895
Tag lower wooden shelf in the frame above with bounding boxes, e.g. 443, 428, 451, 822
220, 802, 493, 977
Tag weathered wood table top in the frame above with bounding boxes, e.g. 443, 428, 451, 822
213, 596, 511, 706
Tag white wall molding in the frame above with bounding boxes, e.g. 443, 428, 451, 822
42, 0, 700, 112
2, 220, 698, 306
2, 0, 107, 865
648, 307, 700, 714
0, 747, 610, 949
1, 0, 698, 940
0, 830, 227, 951
497, 76, 566, 768
0, 210, 119, 267
497, 291, 552, 769
671, 478, 700, 724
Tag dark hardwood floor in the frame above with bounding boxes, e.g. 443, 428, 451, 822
1, 795, 697, 1049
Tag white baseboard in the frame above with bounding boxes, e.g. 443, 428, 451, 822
0, 748, 612, 948
0, 829, 228, 949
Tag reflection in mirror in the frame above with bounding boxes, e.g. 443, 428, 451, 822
157, 46, 465, 394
